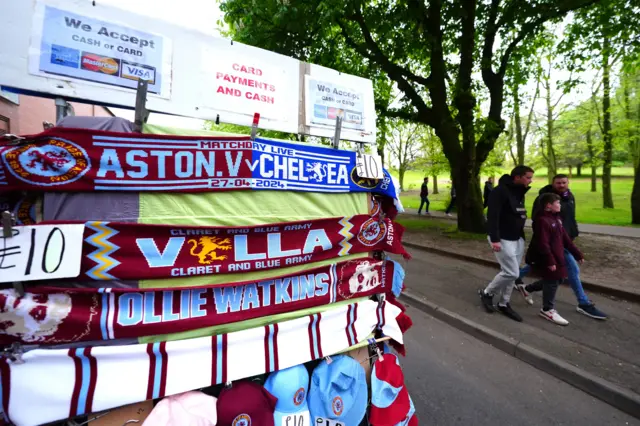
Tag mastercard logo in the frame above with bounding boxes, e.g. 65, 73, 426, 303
81, 54, 119, 75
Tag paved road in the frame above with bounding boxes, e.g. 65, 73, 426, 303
393, 247, 640, 396
402, 304, 640, 425
401, 208, 640, 238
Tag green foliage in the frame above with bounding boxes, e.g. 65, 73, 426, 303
220, 0, 604, 232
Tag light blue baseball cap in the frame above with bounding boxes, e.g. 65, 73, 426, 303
308, 355, 368, 426
264, 364, 311, 426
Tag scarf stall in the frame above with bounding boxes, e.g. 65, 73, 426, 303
0, 121, 417, 426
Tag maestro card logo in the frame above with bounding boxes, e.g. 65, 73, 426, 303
2, 138, 91, 187
81, 52, 120, 75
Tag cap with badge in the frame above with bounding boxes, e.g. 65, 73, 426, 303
142, 391, 217, 426
264, 364, 311, 426
370, 353, 418, 426
308, 355, 368, 426
216, 381, 278, 426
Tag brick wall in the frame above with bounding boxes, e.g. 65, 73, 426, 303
0, 94, 112, 135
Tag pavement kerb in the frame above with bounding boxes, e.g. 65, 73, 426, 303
400, 290, 640, 420
402, 241, 640, 304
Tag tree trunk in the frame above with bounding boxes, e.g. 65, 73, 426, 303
601, 35, 614, 208
629, 72, 640, 223
568, 165, 573, 179
586, 128, 597, 192
577, 164, 582, 177
544, 72, 557, 184
432, 174, 439, 194
398, 167, 406, 192
633, 162, 640, 224
452, 164, 485, 232
513, 84, 525, 165
377, 116, 386, 167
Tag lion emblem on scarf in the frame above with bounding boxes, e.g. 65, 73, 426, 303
0, 290, 72, 342
348, 261, 382, 294
306, 162, 328, 183
188, 236, 233, 265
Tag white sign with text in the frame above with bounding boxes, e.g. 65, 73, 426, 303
29, 2, 171, 96
0, 224, 85, 283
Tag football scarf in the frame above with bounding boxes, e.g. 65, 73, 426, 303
0, 299, 410, 426
0, 259, 405, 345
71, 214, 408, 281
0, 128, 399, 202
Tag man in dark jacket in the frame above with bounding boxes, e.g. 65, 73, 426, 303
515, 174, 607, 320
479, 165, 534, 322
418, 177, 430, 215
445, 184, 456, 216
483, 177, 494, 208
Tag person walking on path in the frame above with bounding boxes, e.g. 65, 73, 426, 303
521, 193, 584, 326
483, 177, 494, 209
445, 184, 456, 216
515, 175, 607, 320
418, 177, 431, 216
479, 165, 534, 322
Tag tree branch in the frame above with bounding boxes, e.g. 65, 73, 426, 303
339, 8, 435, 127
497, 0, 601, 78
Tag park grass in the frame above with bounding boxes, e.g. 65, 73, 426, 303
394, 168, 638, 227
396, 217, 489, 241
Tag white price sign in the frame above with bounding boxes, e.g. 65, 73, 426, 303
315, 418, 344, 426
356, 153, 384, 179
0, 224, 85, 283
281, 411, 310, 426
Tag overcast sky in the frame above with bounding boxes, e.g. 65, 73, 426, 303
102, 0, 224, 129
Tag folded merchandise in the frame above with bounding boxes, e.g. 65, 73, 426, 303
44, 214, 406, 281
308, 355, 368, 426
264, 363, 310, 426
0, 259, 406, 345
370, 354, 417, 426
216, 381, 277, 426
0, 298, 410, 426
0, 128, 399, 203
142, 391, 217, 426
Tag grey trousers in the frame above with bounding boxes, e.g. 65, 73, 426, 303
484, 238, 525, 305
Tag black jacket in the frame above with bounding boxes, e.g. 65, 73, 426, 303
532, 185, 579, 240
483, 181, 494, 207
487, 174, 530, 242
420, 183, 429, 198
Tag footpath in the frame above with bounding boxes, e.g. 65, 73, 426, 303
402, 207, 640, 239
395, 245, 640, 418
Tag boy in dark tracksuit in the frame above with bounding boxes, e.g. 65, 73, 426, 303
418, 177, 430, 215
524, 193, 584, 326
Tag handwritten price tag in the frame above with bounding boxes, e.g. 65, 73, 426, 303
315, 418, 345, 426
0, 224, 85, 283
356, 153, 384, 179
281, 411, 310, 426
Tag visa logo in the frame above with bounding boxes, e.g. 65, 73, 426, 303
121, 61, 156, 84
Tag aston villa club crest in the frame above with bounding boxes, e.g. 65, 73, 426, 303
232, 414, 251, 426
293, 387, 306, 405
332, 396, 344, 416
357, 218, 386, 247
2, 138, 90, 186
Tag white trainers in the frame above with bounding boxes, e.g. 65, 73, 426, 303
515, 284, 534, 305
539, 309, 569, 326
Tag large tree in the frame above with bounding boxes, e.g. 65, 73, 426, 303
221, 0, 600, 232
561, 0, 640, 209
